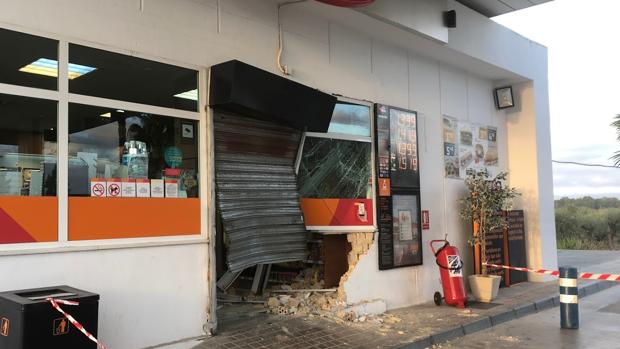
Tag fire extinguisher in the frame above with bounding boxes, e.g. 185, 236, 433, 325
430, 239, 466, 308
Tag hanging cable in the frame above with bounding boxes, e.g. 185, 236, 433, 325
276, 0, 307, 75
552, 160, 620, 169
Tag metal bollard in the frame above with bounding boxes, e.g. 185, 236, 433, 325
559, 266, 579, 329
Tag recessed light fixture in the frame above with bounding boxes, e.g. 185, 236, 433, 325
116, 109, 125, 113
19, 58, 96, 80
174, 89, 198, 101
101, 112, 112, 118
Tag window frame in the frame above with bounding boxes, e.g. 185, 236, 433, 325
0, 24, 208, 255
295, 96, 377, 233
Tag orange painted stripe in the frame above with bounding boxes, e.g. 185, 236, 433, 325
69, 197, 200, 240
0, 196, 58, 242
300, 198, 338, 226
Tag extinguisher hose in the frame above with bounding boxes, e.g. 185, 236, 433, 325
432, 241, 463, 271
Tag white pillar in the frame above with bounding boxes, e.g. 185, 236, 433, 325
506, 79, 558, 282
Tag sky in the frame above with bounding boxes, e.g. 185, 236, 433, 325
492, 0, 620, 199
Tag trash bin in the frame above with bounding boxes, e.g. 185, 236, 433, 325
0, 285, 99, 349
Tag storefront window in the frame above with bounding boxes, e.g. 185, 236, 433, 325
68, 103, 199, 198
327, 102, 371, 137
298, 138, 371, 199
0, 93, 57, 196
69, 44, 198, 111
0, 28, 58, 90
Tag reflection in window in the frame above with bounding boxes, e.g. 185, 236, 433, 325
327, 102, 371, 137
69, 104, 199, 198
69, 44, 198, 111
0, 94, 57, 196
0, 28, 58, 90
298, 138, 371, 199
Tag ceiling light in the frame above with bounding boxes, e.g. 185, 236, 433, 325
19, 58, 96, 80
116, 109, 125, 113
101, 112, 111, 118
174, 89, 198, 101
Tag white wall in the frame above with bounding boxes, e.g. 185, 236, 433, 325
0, 0, 554, 344
0, 244, 207, 348
344, 59, 507, 309
361, 0, 449, 43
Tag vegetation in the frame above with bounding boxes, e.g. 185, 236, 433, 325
555, 197, 620, 250
610, 114, 620, 166
460, 169, 520, 276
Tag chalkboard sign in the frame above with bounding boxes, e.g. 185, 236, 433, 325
473, 210, 527, 287
485, 224, 507, 288
507, 210, 527, 284
375, 104, 422, 270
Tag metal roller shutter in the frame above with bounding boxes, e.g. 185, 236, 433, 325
214, 111, 307, 272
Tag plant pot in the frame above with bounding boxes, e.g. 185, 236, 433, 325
468, 274, 501, 302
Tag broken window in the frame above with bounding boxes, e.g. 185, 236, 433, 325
298, 138, 371, 199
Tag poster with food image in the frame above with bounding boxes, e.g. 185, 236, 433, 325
392, 194, 422, 267
442, 116, 500, 179
443, 116, 460, 179
485, 127, 499, 166
460, 128, 473, 146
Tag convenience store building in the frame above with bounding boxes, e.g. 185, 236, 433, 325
0, 0, 557, 347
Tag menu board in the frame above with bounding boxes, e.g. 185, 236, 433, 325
389, 108, 419, 188
375, 104, 422, 270
507, 210, 527, 284
484, 223, 507, 288
473, 210, 527, 287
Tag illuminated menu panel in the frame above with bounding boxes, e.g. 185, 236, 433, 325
375, 104, 422, 270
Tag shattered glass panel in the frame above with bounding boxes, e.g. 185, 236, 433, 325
327, 103, 371, 137
298, 137, 372, 198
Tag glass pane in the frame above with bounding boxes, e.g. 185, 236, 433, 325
327, 102, 371, 137
0, 28, 58, 90
69, 103, 199, 197
69, 44, 198, 111
298, 137, 371, 199
0, 93, 57, 196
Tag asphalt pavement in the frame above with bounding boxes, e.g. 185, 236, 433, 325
558, 249, 620, 273
438, 282, 620, 349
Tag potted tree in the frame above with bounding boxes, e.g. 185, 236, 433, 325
460, 169, 519, 302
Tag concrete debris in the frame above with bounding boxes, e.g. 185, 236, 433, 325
498, 335, 520, 342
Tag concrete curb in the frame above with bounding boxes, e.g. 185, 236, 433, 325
397, 281, 617, 349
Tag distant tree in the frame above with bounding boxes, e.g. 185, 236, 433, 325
611, 114, 620, 166
603, 208, 620, 249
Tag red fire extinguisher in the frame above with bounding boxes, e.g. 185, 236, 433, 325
430, 239, 466, 308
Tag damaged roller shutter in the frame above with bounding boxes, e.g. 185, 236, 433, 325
214, 111, 307, 272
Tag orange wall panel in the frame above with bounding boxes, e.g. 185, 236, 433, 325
0, 196, 58, 243
69, 197, 201, 240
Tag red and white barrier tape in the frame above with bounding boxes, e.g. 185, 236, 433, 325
483, 263, 620, 282
47, 298, 108, 349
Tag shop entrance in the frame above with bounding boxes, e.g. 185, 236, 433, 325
213, 111, 353, 326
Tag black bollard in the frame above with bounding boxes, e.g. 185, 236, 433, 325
559, 266, 579, 329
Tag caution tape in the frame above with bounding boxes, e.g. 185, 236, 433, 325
483, 263, 620, 282
47, 298, 108, 349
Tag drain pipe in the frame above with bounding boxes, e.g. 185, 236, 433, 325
276, 0, 307, 75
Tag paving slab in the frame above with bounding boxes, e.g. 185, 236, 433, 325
194, 250, 620, 349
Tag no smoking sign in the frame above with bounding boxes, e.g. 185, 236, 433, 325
90, 179, 107, 197
92, 183, 105, 197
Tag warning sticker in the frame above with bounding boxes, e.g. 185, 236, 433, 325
447, 255, 462, 277
1, 317, 8, 336
90, 179, 106, 197
107, 179, 122, 198
52, 317, 70, 336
